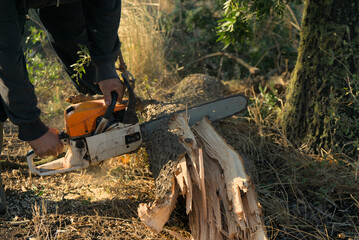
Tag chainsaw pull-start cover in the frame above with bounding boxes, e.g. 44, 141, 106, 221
65, 100, 127, 138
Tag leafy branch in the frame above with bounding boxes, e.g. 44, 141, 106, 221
216, 0, 289, 47
70, 46, 91, 84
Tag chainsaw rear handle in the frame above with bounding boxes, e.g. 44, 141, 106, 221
94, 76, 136, 134
103, 91, 118, 122
102, 76, 135, 123
94, 91, 118, 134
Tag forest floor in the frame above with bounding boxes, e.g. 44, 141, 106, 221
0, 122, 190, 240
0, 74, 358, 240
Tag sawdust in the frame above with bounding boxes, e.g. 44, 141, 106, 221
172, 74, 225, 105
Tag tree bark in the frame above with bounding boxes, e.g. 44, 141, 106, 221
138, 113, 267, 239
281, 0, 359, 157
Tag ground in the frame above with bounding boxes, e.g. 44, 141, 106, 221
0, 122, 189, 239
0, 74, 358, 240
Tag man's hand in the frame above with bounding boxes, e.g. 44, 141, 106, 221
28, 128, 63, 157
99, 78, 125, 106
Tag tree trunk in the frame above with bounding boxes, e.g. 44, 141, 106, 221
138, 113, 267, 239
281, 0, 359, 157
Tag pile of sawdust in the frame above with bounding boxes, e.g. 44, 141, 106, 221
172, 74, 225, 105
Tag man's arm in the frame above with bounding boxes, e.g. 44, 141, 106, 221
83, 0, 124, 105
0, 0, 48, 141
0, 0, 62, 156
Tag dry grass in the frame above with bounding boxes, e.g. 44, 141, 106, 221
119, 0, 177, 99
36, 80, 75, 130
0, 144, 190, 239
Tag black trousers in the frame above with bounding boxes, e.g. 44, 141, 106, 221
38, 2, 101, 95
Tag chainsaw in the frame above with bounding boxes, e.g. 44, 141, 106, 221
26, 74, 248, 176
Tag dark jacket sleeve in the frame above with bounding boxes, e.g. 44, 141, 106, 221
0, 0, 48, 141
83, 0, 121, 83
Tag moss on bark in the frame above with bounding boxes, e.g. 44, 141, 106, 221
281, 0, 359, 157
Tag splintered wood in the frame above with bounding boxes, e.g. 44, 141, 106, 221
138, 114, 267, 240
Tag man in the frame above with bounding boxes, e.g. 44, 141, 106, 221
0, 0, 124, 214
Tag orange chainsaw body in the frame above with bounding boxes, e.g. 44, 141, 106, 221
64, 99, 127, 138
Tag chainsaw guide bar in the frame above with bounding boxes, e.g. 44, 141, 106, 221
140, 94, 248, 138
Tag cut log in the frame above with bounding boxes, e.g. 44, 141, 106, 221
191, 118, 266, 240
138, 113, 267, 239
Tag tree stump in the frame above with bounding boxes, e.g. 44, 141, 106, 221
137, 74, 266, 239
138, 113, 267, 239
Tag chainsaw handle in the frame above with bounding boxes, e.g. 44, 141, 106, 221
26, 149, 87, 176
26, 150, 62, 176
103, 91, 118, 121
97, 76, 136, 133
26, 133, 69, 176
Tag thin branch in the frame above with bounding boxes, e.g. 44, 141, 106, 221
193, 52, 260, 74
286, 5, 301, 31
